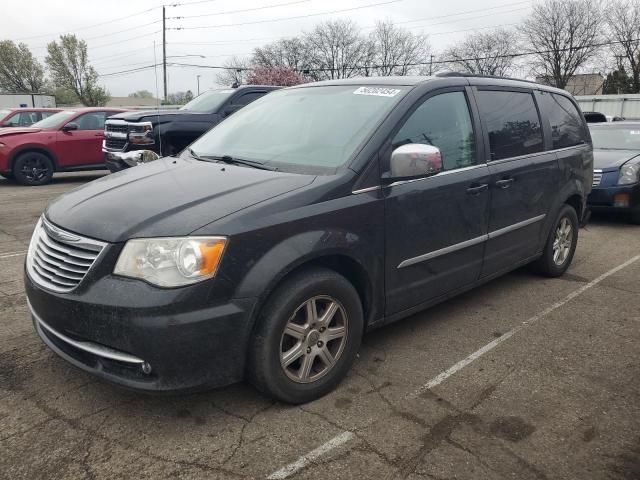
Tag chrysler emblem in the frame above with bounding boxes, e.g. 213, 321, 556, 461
43, 220, 81, 243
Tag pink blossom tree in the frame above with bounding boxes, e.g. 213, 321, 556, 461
247, 65, 308, 87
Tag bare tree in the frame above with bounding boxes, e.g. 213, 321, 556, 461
0, 41, 45, 93
368, 21, 429, 76
522, 0, 603, 89
605, 0, 640, 92
253, 37, 313, 73
442, 28, 520, 76
306, 20, 370, 80
215, 56, 251, 86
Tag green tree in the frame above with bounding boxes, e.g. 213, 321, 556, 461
0, 40, 45, 93
602, 67, 634, 94
128, 89, 154, 99
46, 34, 109, 106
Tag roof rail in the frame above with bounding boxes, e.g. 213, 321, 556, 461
434, 71, 541, 85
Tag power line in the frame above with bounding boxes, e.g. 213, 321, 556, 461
169, 0, 404, 30
13, 5, 160, 41
82, 20, 161, 41
168, 0, 313, 20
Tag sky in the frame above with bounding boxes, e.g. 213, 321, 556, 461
1, 0, 537, 97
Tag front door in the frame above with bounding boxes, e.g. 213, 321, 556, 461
384, 89, 491, 316
56, 112, 107, 167
473, 88, 561, 276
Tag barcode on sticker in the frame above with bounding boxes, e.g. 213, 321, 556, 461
353, 87, 401, 97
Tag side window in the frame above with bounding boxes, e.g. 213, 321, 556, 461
232, 92, 265, 106
74, 112, 107, 130
20, 112, 39, 126
539, 92, 587, 149
476, 90, 543, 161
392, 91, 476, 171
5, 113, 20, 126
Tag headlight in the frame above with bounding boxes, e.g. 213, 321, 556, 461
128, 122, 154, 145
114, 236, 227, 287
618, 163, 640, 185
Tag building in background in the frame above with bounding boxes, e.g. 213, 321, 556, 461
0, 94, 56, 108
105, 96, 160, 108
536, 74, 605, 96
575, 94, 640, 120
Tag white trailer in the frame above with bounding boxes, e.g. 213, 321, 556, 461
575, 94, 640, 120
0, 94, 57, 108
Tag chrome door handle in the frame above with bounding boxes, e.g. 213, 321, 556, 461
495, 178, 514, 189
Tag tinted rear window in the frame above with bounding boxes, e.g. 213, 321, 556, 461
476, 90, 543, 160
539, 92, 587, 149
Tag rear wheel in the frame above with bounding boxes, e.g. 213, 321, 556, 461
13, 152, 54, 186
630, 210, 640, 225
248, 267, 363, 404
531, 204, 578, 277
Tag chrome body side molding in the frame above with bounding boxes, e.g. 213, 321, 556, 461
397, 214, 546, 269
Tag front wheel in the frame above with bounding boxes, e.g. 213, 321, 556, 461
13, 152, 54, 186
248, 267, 363, 404
531, 204, 579, 277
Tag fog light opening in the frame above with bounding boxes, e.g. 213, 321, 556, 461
614, 193, 630, 208
141, 362, 152, 375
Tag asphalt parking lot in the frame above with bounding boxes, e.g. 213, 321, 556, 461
1, 172, 639, 480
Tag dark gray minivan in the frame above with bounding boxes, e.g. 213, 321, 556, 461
26, 74, 592, 403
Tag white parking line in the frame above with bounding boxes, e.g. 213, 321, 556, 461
0, 251, 27, 259
413, 253, 640, 396
267, 431, 354, 480
266, 254, 640, 479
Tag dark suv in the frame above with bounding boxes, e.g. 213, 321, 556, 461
25, 74, 592, 403
103, 85, 279, 171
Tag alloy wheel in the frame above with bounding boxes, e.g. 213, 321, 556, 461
552, 217, 573, 266
279, 295, 348, 384
20, 156, 50, 182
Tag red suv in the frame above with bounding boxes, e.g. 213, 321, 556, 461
0, 108, 126, 185
0, 108, 62, 128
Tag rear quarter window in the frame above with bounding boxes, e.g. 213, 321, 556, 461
476, 90, 543, 161
539, 92, 587, 149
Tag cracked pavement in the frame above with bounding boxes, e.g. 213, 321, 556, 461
1, 172, 639, 479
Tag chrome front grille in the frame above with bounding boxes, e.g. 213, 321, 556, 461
26, 217, 106, 293
105, 137, 127, 150
593, 169, 603, 187
106, 123, 128, 134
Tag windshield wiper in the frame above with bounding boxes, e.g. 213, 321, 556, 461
205, 154, 277, 171
187, 147, 210, 162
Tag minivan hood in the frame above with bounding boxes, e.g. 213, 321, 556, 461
46, 157, 315, 243
593, 149, 640, 169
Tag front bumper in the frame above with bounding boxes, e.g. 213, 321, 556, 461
26, 271, 257, 392
587, 182, 640, 213
103, 148, 160, 172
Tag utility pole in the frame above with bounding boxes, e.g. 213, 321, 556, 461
197, 75, 201, 96
163, 6, 167, 101
429, 55, 434, 76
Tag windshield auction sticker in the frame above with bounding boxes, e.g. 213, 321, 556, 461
353, 87, 401, 97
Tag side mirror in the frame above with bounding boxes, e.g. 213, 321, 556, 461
62, 122, 79, 132
385, 144, 443, 182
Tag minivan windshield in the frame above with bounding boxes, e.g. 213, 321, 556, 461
187, 85, 409, 172
180, 89, 236, 113
32, 110, 76, 129
589, 125, 640, 150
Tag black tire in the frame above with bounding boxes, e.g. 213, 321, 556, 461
531, 204, 579, 277
13, 152, 54, 186
630, 210, 640, 225
247, 267, 363, 404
